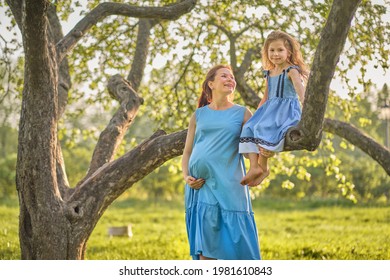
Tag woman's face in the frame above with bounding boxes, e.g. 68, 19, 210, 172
209, 68, 236, 94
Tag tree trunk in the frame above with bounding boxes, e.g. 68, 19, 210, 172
8, 0, 196, 259
16, 0, 68, 259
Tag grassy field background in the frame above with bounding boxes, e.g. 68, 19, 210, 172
1, 197, 389, 260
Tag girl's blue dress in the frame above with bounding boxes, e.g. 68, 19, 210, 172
185, 104, 261, 260
239, 65, 302, 153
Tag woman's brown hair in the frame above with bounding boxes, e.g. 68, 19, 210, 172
198, 64, 233, 108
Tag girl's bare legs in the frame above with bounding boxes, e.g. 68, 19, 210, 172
256, 153, 270, 185
240, 153, 263, 186
199, 254, 216, 260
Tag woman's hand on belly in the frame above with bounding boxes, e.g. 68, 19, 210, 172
185, 175, 205, 190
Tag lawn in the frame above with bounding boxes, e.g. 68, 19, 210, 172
1, 197, 389, 260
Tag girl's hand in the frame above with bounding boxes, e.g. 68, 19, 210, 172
259, 148, 275, 158
185, 176, 205, 190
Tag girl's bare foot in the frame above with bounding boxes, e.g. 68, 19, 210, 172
248, 168, 269, 187
240, 166, 262, 186
260, 148, 275, 158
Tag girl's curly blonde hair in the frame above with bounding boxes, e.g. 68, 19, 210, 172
262, 30, 309, 81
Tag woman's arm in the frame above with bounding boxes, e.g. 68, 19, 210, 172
182, 113, 205, 189
182, 113, 196, 179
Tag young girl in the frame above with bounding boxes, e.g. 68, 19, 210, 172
240, 30, 309, 187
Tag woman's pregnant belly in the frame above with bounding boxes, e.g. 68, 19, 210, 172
189, 155, 212, 180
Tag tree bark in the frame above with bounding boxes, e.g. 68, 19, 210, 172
323, 118, 390, 176
284, 0, 362, 151
16, 0, 70, 259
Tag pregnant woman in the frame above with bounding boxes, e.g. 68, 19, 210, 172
181, 64, 261, 260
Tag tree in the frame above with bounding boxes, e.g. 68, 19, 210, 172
3, 0, 389, 259
5, 0, 196, 260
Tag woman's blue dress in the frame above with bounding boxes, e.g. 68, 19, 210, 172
239, 65, 302, 153
185, 104, 261, 260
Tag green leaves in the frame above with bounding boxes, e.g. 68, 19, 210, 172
2, 0, 389, 202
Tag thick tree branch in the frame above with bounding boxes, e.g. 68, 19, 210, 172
285, 0, 362, 151
47, 4, 73, 195
127, 19, 158, 91
77, 75, 143, 187
47, 4, 71, 119
20, 0, 59, 194
70, 129, 185, 205
5, 0, 23, 29
56, 0, 196, 62
323, 118, 390, 176
234, 47, 263, 108
5, 2, 71, 118
66, 129, 186, 244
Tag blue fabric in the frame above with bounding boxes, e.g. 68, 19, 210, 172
185, 104, 261, 260
239, 65, 302, 153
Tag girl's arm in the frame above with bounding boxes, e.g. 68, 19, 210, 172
289, 68, 306, 105
258, 81, 269, 109
243, 107, 253, 124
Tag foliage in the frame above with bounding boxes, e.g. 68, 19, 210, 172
0, 1, 389, 201
43, 0, 390, 130
0, 126, 17, 198
0, 152, 17, 198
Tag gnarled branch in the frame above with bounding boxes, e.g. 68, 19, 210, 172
56, 0, 197, 62
323, 118, 390, 176
77, 74, 143, 187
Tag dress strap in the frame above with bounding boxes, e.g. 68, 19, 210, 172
286, 65, 300, 72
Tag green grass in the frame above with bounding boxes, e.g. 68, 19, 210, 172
1, 197, 389, 260
252, 199, 390, 260
87, 199, 190, 260
0, 203, 20, 260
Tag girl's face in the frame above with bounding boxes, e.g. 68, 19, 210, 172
267, 39, 290, 67
209, 68, 236, 95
